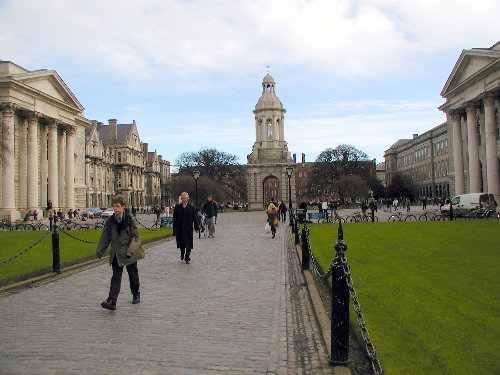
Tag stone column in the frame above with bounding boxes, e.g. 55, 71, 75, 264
483, 95, 499, 196
65, 126, 75, 210
18, 117, 28, 210
27, 113, 40, 211
466, 104, 481, 193
451, 112, 465, 195
58, 129, 66, 209
47, 120, 59, 208
0, 103, 20, 221
40, 123, 48, 211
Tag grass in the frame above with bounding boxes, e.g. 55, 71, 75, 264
307, 220, 500, 375
0, 227, 172, 282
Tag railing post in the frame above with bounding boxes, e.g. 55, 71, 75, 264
331, 220, 349, 365
301, 224, 310, 270
52, 223, 60, 274
49, 216, 53, 231
294, 212, 300, 245
449, 203, 454, 221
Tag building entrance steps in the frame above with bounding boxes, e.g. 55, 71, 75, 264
0, 211, 332, 374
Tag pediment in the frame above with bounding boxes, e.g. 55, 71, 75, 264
15, 70, 84, 111
441, 48, 500, 97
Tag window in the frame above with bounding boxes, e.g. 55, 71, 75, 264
118, 152, 122, 162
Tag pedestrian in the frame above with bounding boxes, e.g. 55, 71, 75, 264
201, 195, 218, 238
165, 205, 170, 217
422, 196, 427, 210
173, 192, 199, 264
96, 195, 144, 311
267, 198, 279, 239
33, 210, 38, 221
278, 200, 287, 222
46, 200, 53, 214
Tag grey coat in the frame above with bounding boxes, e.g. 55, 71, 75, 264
96, 210, 144, 267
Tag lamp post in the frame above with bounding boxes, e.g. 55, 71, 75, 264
193, 169, 200, 210
286, 167, 293, 226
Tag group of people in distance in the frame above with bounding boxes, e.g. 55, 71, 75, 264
95, 192, 218, 311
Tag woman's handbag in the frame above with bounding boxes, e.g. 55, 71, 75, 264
273, 216, 279, 227
265, 222, 271, 234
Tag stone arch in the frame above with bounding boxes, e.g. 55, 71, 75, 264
263, 175, 280, 207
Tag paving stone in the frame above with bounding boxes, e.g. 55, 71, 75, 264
0, 212, 331, 374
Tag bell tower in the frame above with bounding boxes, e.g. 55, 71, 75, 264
247, 74, 293, 164
247, 74, 295, 210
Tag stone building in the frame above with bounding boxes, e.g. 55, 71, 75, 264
0, 61, 171, 222
97, 119, 148, 209
85, 121, 115, 208
439, 42, 499, 199
383, 42, 499, 200
0, 61, 90, 221
247, 74, 296, 210
384, 123, 450, 198
146, 150, 161, 207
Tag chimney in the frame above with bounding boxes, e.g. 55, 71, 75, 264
109, 119, 118, 139
293, 153, 296, 163
413, 134, 418, 139
301, 153, 305, 163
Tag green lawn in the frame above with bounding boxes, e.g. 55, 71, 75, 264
0, 227, 172, 282
307, 221, 500, 375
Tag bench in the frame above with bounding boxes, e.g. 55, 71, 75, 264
160, 217, 173, 227
308, 212, 328, 222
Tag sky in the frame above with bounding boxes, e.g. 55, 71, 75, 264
1, 0, 499, 168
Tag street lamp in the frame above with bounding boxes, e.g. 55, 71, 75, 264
286, 167, 293, 209
193, 169, 200, 210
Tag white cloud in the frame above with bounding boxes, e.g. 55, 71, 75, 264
1, 0, 498, 91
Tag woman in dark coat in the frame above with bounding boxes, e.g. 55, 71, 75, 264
173, 192, 199, 264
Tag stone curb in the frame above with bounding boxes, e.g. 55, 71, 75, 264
296, 244, 352, 375
0, 235, 173, 296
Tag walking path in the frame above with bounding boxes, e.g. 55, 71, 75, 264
0, 211, 332, 375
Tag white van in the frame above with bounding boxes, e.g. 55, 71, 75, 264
441, 193, 497, 216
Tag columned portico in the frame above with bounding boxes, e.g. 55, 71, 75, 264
58, 128, 66, 209
27, 113, 40, 211
0, 103, 21, 221
39, 124, 48, 211
47, 120, 59, 208
483, 95, 500, 196
451, 112, 465, 195
65, 126, 76, 210
465, 104, 481, 193
439, 42, 500, 200
18, 118, 28, 210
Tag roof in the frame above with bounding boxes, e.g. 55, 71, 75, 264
263, 74, 275, 84
98, 123, 134, 141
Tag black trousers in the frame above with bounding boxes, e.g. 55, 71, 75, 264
108, 256, 140, 301
180, 248, 192, 261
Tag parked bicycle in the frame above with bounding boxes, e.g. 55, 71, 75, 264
388, 211, 417, 222
345, 211, 379, 223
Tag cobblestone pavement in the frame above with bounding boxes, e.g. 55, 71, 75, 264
0, 211, 332, 375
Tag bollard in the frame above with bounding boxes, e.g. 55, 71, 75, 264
331, 221, 349, 365
49, 216, 53, 231
52, 223, 61, 274
289, 208, 293, 227
301, 225, 310, 270
449, 203, 454, 221
371, 208, 375, 222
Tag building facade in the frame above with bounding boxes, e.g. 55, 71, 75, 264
246, 74, 296, 210
0, 61, 171, 222
384, 124, 451, 199
439, 42, 499, 200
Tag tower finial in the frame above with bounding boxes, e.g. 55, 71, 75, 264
266, 65, 270, 74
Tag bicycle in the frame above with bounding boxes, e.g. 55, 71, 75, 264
388, 211, 417, 222
346, 211, 379, 223
418, 210, 439, 221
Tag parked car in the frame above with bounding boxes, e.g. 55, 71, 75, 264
441, 193, 497, 216
85, 207, 103, 218
101, 208, 115, 218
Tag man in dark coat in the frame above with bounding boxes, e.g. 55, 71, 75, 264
173, 192, 199, 264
